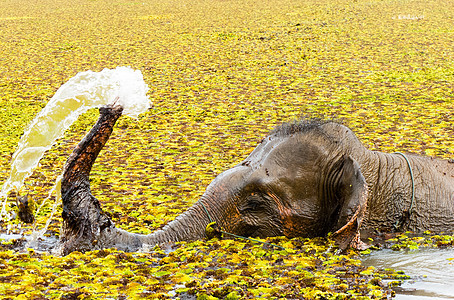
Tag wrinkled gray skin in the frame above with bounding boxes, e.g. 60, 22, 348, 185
56, 105, 454, 255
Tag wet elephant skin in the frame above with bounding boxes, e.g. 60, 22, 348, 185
57, 106, 454, 254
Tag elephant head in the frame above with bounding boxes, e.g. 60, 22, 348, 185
59, 108, 369, 254
198, 121, 369, 249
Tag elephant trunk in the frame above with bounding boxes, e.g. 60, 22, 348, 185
90, 200, 212, 252
135, 167, 246, 249
59, 193, 214, 255
58, 105, 222, 255
140, 201, 212, 245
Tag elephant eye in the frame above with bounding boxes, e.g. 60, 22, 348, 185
244, 193, 264, 211
249, 200, 260, 210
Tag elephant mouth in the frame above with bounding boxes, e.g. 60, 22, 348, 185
236, 224, 282, 239
237, 225, 261, 238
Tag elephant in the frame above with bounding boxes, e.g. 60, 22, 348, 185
56, 105, 454, 255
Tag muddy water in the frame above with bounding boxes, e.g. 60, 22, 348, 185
362, 248, 454, 299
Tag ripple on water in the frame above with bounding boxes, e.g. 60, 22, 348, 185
362, 248, 454, 299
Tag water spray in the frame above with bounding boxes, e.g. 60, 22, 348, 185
0, 66, 151, 242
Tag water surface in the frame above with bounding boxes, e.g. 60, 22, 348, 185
362, 248, 454, 299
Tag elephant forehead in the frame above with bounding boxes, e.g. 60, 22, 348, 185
244, 135, 322, 174
239, 136, 324, 206
206, 166, 249, 192
243, 136, 288, 166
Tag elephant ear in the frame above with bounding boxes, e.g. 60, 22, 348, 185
330, 155, 369, 251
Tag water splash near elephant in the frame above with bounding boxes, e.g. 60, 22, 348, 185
0, 67, 151, 239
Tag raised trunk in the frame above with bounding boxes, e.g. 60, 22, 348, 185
57, 106, 212, 255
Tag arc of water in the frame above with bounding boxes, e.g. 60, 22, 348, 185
0, 66, 151, 223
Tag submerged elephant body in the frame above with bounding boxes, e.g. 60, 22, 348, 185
57, 106, 454, 254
